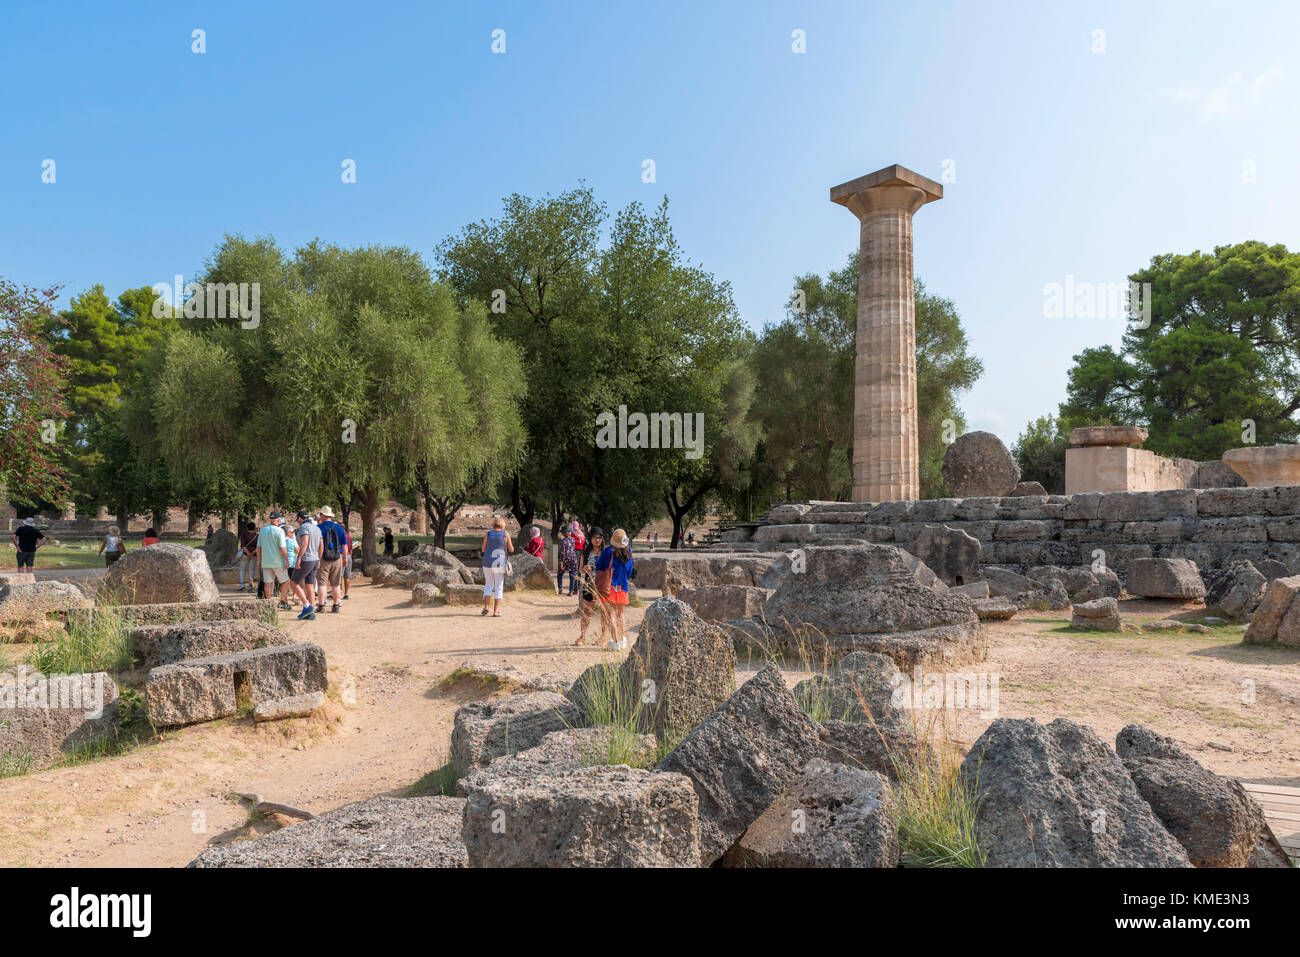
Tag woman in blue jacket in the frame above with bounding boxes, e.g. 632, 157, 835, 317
595, 528, 634, 650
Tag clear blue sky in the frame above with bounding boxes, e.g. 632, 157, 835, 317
4, 0, 1297, 444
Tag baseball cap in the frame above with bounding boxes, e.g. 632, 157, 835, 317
268, 509, 282, 520
296, 510, 309, 520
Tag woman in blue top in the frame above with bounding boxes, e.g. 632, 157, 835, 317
595, 527, 634, 650
480, 516, 514, 617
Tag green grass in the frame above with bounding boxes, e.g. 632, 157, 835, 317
566, 662, 672, 768
11, 537, 205, 571
26, 603, 132, 675
889, 734, 985, 868
410, 760, 460, 797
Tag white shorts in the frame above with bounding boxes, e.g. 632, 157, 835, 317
261, 567, 289, 585
482, 566, 506, 600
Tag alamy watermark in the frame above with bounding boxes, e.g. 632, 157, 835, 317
151, 274, 260, 328
890, 666, 1000, 717
1043, 277, 1151, 328
0, 666, 110, 719
595, 405, 704, 459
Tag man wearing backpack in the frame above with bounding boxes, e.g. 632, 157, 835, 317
316, 506, 348, 615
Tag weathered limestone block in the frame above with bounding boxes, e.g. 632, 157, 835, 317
450, 692, 582, 771
131, 620, 290, 669
1244, 574, 1300, 647
0, 581, 90, 623
1071, 597, 1123, 631
462, 766, 701, 867
1116, 724, 1285, 868
100, 542, 219, 604
618, 596, 735, 739
253, 690, 325, 722
145, 642, 327, 727
656, 665, 822, 865
67, 599, 275, 631
722, 760, 898, 868
1126, 557, 1205, 599
0, 668, 120, 769
942, 432, 1020, 498
189, 796, 467, 868
961, 717, 1191, 867
912, 525, 981, 586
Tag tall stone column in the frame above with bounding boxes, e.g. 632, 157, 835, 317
831, 165, 942, 502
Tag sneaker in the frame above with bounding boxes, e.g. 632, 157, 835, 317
331, 604, 340, 613
305, 612, 316, 621
296, 605, 314, 620
277, 601, 291, 610
343, 594, 350, 600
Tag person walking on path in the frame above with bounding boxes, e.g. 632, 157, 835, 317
382, 526, 394, 557
480, 516, 514, 617
595, 528, 635, 650
254, 510, 292, 606
315, 506, 347, 614
11, 517, 46, 570
99, 526, 126, 566
558, 527, 579, 595
290, 510, 322, 620
236, 521, 259, 591
574, 527, 610, 646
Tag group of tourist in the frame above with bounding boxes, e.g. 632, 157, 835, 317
249, 507, 353, 621
479, 518, 634, 650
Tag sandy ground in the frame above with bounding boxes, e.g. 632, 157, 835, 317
0, 582, 1297, 867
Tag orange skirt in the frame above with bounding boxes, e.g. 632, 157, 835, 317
608, 587, 629, 605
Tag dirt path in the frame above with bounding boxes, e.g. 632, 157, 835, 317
1, 586, 1297, 867
0, 582, 638, 867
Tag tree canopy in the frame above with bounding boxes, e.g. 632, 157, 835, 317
1059, 241, 1300, 458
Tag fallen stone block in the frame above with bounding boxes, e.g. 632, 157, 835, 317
145, 643, 328, 727
912, 524, 981, 587
411, 583, 441, 607
131, 620, 290, 669
450, 659, 568, 695
458, 726, 658, 796
1115, 724, 1284, 868
656, 664, 822, 865
189, 796, 467, 867
450, 692, 582, 772
722, 760, 898, 868
0, 668, 120, 770
253, 690, 326, 722
99, 542, 219, 604
761, 545, 982, 669
618, 596, 735, 739
961, 717, 1191, 867
1126, 557, 1206, 600
67, 599, 277, 632
674, 584, 769, 623
972, 597, 1016, 621
0, 581, 91, 623
442, 583, 485, 605
1071, 597, 1123, 631
462, 765, 700, 867
1202, 561, 1267, 622
1243, 574, 1300, 647
951, 581, 990, 600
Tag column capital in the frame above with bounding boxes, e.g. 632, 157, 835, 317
830, 164, 942, 219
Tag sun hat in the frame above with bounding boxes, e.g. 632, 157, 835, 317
611, 529, 630, 548
22, 517, 35, 526
319, 505, 335, 518
588, 526, 604, 539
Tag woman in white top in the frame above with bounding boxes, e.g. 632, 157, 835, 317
98, 525, 127, 566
